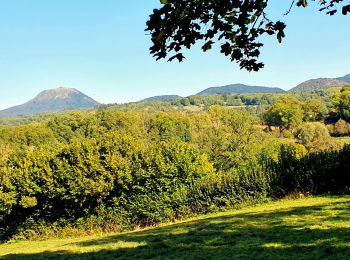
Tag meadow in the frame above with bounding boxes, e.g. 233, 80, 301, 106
1, 196, 350, 259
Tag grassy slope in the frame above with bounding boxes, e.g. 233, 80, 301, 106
1, 196, 350, 259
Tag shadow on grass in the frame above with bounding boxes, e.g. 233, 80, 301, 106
3, 199, 350, 259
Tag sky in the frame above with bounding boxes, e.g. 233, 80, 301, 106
0, 0, 349, 109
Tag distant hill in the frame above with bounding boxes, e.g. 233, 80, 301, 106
197, 84, 285, 95
0, 87, 99, 117
336, 74, 350, 83
289, 78, 348, 92
141, 95, 182, 102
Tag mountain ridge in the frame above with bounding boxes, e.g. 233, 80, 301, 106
336, 74, 350, 83
2, 73, 350, 117
141, 95, 182, 102
0, 87, 99, 117
289, 78, 348, 92
197, 83, 285, 95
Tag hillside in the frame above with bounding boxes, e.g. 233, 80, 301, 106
0, 87, 99, 117
1, 196, 349, 259
197, 84, 285, 95
290, 78, 348, 92
337, 74, 350, 83
141, 95, 182, 102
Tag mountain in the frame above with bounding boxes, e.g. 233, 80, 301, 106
289, 78, 348, 92
141, 95, 182, 102
197, 84, 285, 95
0, 87, 99, 117
336, 74, 350, 83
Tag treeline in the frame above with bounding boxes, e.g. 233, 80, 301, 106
263, 86, 350, 138
101, 86, 336, 109
1, 103, 350, 241
171, 93, 279, 107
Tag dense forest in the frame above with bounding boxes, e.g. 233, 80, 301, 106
1, 86, 350, 241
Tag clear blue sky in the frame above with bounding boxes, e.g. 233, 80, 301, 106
0, 0, 349, 108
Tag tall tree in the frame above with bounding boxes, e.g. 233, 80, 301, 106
332, 85, 350, 122
263, 96, 304, 131
146, 0, 349, 71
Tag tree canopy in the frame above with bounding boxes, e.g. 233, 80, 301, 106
332, 85, 350, 122
263, 96, 303, 131
146, 0, 349, 71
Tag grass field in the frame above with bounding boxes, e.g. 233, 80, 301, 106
1, 196, 350, 259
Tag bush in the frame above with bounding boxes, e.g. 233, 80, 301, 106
281, 130, 294, 139
266, 145, 350, 197
0, 133, 215, 240
331, 119, 350, 136
297, 122, 334, 152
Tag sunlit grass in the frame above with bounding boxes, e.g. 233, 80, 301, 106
1, 196, 350, 259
